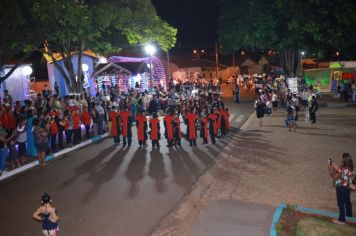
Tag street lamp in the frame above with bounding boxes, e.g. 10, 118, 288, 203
22, 65, 33, 76
82, 63, 90, 89
300, 51, 305, 77
144, 44, 156, 93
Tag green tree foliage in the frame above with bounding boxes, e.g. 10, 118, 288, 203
0, 0, 37, 83
218, 0, 356, 77
32, 0, 176, 93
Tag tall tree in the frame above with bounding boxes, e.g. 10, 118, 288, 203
0, 0, 37, 84
218, 0, 356, 77
32, 0, 176, 93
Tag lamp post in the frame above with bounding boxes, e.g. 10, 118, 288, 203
300, 51, 305, 77
144, 44, 156, 93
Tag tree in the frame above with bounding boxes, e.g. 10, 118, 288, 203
218, 0, 356, 77
0, 0, 37, 84
32, 0, 176, 93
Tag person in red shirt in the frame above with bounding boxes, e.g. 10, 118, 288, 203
149, 112, 160, 148
81, 106, 92, 139
215, 107, 222, 138
120, 106, 132, 147
136, 110, 148, 147
220, 106, 227, 139
173, 113, 182, 146
225, 108, 230, 132
200, 114, 209, 145
49, 115, 58, 152
185, 109, 198, 146
164, 112, 174, 147
5, 104, 16, 135
208, 109, 217, 144
109, 106, 120, 145
72, 109, 81, 145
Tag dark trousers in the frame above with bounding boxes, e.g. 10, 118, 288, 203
50, 134, 57, 152
152, 140, 160, 148
210, 132, 216, 144
336, 186, 352, 222
310, 112, 316, 123
123, 136, 132, 147
174, 138, 181, 146
189, 139, 196, 146
203, 137, 208, 144
138, 139, 146, 146
113, 134, 120, 144
58, 131, 64, 149
65, 130, 73, 145
73, 128, 81, 144
85, 125, 90, 138
167, 138, 173, 147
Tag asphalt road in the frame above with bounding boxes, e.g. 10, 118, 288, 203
0, 84, 254, 236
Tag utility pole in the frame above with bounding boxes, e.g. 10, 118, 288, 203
215, 42, 219, 78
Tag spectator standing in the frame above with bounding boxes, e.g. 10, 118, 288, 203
26, 108, 38, 157
33, 118, 49, 167
81, 106, 92, 139
329, 153, 355, 224
309, 95, 318, 124
0, 122, 14, 175
16, 118, 27, 164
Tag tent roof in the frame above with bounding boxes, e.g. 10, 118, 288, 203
93, 62, 131, 77
329, 62, 343, 69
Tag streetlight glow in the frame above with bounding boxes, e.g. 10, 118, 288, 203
82, 63, 89, 72
144, 44, 156, 56
22, 65, 33, 76
301, 51, 305, 56
193, 49, 197, 54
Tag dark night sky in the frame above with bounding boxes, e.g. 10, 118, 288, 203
151, 0, 218, 51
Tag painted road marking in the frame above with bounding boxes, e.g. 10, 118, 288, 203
235, 115, 244, 123
229, 114, 236, 122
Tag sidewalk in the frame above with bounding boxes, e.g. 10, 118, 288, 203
151, 105, 356, 236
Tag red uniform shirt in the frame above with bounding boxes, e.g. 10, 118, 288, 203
81, 111, 91, 126
109, 111, 119, 136
149, 118, 160, 140
73, 114, 81, 129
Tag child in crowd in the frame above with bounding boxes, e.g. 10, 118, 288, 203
8, 139, 21, 168
82, 106, 92, 139
16, 118, 27, 164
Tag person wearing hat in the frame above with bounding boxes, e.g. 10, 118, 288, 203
33, 193, 59, 236
208, 109, 217, 144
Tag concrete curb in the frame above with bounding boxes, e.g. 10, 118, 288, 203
270, 204, 356, 236
0, 133, 108, 182
239, 111, 256, 131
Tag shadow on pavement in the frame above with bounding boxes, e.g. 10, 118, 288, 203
148, 149, 168, 193
59, 145, 117, 189
125, 147, 147, 198
83, 147, 128, 203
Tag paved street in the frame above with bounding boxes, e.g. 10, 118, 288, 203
0, 84, 254, 236
152, 103, 356, 236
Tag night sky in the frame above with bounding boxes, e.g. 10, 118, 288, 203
151, 0, 218, 51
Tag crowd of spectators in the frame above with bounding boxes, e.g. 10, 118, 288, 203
0, 80, 228, 175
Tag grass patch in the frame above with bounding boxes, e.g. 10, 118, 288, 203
296, 217, 356, 236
